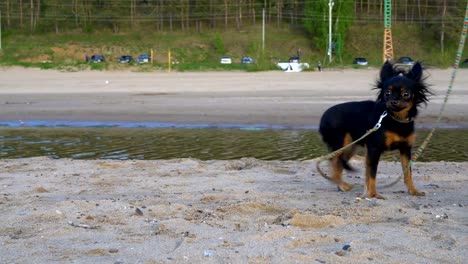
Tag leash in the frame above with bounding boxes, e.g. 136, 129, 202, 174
318, 111, 387, 161
411, 2, 468, 163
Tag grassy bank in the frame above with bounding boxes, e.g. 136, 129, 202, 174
0, 24, 464, 72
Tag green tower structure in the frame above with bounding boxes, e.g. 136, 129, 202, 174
383, 0, 394, 62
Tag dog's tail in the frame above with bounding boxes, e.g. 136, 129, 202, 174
316, 159, 335, 183
316, 158, 403, 191
316, 157, 355, 183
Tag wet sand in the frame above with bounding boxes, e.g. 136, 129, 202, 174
1, 67, 467, 127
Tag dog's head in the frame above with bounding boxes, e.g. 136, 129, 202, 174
375, 61, 431, 121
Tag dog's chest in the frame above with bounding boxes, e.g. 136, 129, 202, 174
383, 131, 416, 149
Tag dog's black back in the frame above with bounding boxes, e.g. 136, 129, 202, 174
320, 100, 376, 150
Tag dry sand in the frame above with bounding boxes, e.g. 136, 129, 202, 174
0, 67, 467, 263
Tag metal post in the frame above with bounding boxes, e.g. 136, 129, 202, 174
168, 49, 171, 73
328, 0, 334, 62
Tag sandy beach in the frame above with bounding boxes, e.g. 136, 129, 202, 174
1, 67, 467, 127
0, 158, 466, 263
0, 67, 467, 263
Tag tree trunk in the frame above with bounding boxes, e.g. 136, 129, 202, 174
380, 0, 383, 18
238, 0, 243, 31
130, 0, 135, 29
35, 0, 40, 28
169, 12, 173, 32
185, 1, 189, 31
20, 0, 24, 28
440, 0, 447, 53
404, 0, 408, 22
418, 0, 422, 20
224, 0, 228, 29
53, 0, 59, 33
30, 0, 34, 32
268, 0, 272, 24
210, 0, 215, 28
159, 0, 164, 31
180, 2, 184, 31
6, 0, 10, 28
276, 0, 282, 29
251, 0, 255, 25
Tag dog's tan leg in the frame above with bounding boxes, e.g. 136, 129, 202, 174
365, 151, 385, 199
400, 147, 425, 196
335, 133, 355, 191
331, 155, 353, 192
342, 133, 356, 161
343, 146, 356, 163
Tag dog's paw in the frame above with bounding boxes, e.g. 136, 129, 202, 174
373, 193, 386, 200
337, 182, 354, 192
409, 190, 426, 196
364, 192, 386, 200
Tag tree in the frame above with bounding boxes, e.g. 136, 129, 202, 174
302, 0, 354, 54
302, 0, 328, 50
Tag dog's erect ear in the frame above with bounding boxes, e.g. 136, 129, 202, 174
380, 61, 395, 82
406, 62, 422, 81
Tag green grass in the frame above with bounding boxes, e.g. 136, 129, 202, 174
0, 24, 465, 71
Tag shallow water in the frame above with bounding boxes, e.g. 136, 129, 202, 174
1, 127, 466, 162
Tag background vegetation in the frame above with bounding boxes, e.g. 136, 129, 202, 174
0, 0, 466, 71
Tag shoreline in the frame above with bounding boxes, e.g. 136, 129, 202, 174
1, 119, 468, 130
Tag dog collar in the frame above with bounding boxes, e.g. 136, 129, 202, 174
389, 113, 414, 123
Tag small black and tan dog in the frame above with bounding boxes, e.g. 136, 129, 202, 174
319, 61, 431, 199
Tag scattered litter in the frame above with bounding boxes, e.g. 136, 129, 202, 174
355, 196, 373, 202
68, 221, 98, 229
336, 244, 351, 256
435, 213, 449, 220
108, 248, 119, 253
203, 250, 215, 257
173, 237, 185, 251
135, 208, 144, 216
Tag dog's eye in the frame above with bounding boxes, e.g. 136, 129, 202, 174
402, 92, 410, 98
384, 91, 391, 97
